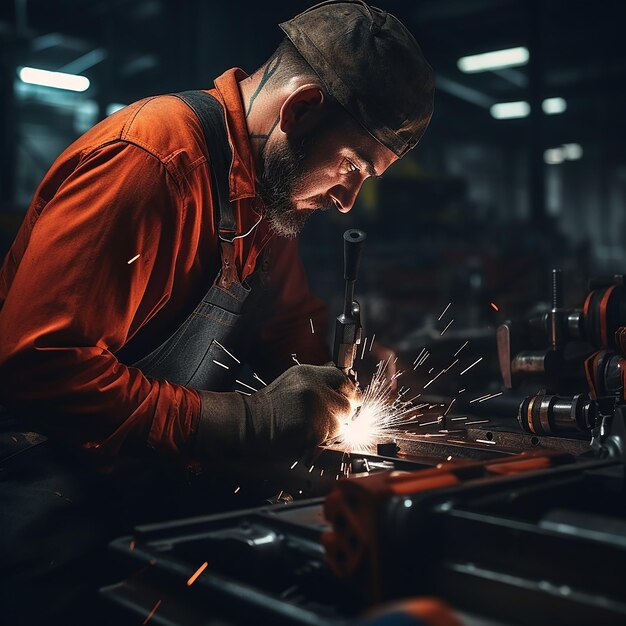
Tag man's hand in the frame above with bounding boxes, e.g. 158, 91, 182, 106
195, 364, 357, 461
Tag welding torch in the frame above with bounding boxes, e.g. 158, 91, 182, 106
333, 229, 366, 384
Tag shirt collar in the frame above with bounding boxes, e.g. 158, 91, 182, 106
210, 67, 257, 202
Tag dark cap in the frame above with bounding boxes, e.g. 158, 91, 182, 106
279, 0, 434, 157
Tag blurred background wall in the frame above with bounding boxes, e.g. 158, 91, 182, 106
1, 0, 625, 353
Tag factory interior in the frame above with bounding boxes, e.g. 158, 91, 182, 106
1, 1, 626, 624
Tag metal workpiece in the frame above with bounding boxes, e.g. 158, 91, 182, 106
333, 229, 366, 380
518, 392, 597, 435
497, 270, 626, 448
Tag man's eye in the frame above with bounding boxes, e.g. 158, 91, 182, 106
345, 159, 359, 173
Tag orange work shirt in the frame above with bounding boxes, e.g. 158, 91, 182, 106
0, 68, 328, 463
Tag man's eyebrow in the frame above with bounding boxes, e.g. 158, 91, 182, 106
354, 152, 380, 178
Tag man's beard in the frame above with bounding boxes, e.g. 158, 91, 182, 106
256, 135, 329, 238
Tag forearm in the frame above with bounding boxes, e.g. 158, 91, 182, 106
0, 341, 201, 462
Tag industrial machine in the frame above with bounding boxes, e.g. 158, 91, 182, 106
102, 244, 626, 625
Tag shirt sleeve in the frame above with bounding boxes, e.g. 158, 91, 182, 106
0, 141, 201, 463
247, 237, 330, 382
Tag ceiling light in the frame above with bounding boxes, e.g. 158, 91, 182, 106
562, 143, 583, 160
542, 97, 567, 115
106, 103, 127, 116
458, 47, 529, 73
18, 67, 90, 92
490, 101, 530, 119
544, 148, 564, 165
490, 97, 568, 120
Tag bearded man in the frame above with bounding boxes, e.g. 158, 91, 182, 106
0, 2, 433, 620
0, 0, 433, 468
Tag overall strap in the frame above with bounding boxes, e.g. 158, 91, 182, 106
173, 90, 239, 287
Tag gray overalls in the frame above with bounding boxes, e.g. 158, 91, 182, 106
118, 90, 270, 389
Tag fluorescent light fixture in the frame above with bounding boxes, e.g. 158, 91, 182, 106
544, 148, 564, 165
562, 143, 583, 160
490, 100, 530, 119
458, 46, 529, 73
18, 66, 90, 92
491, 97, 568, 120
106, 103, 127, 116
542, 97, 567, 115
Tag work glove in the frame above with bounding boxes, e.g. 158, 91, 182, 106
195, 364, 357, 461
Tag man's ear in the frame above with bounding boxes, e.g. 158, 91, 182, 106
279, 84, 325, 136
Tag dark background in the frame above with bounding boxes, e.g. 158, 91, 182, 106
1, 0, 625, 355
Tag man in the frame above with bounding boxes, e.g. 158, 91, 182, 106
0, 0, 433, 619
0, 0, 433, 468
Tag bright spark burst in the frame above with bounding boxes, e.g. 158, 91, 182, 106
326, 358, 416, 453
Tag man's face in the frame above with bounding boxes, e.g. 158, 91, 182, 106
257, 111, 398, 237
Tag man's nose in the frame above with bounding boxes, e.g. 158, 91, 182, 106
330, 182, 362, 214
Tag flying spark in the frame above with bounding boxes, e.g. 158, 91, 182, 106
310, 318, 315, 334
440, 319, 454, 336
490, 302, 499, 312
127, 254, 141, 265
470, 393, 493, 403
479, 391, 503, 402
212, 359, 229, 370
290, 460, 298, 470
454, 341, 469, 357
236, 379, 259, 392
443, 398, 456, 415
253, 372, 267, 386
414, 350, 430, 369
369, 334, 376, 350
187, 562, 209, 586
460, 357, 483, 375
234, 486, 241, 494
444, 358, 459, 372
413, 348, 426, 365
143, 600, 162, 625
291, 354, 301, 365
476, 438, 497, 445
214, 340, 241, 363
438, 302, 451, 320
423, 368, 446, 389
